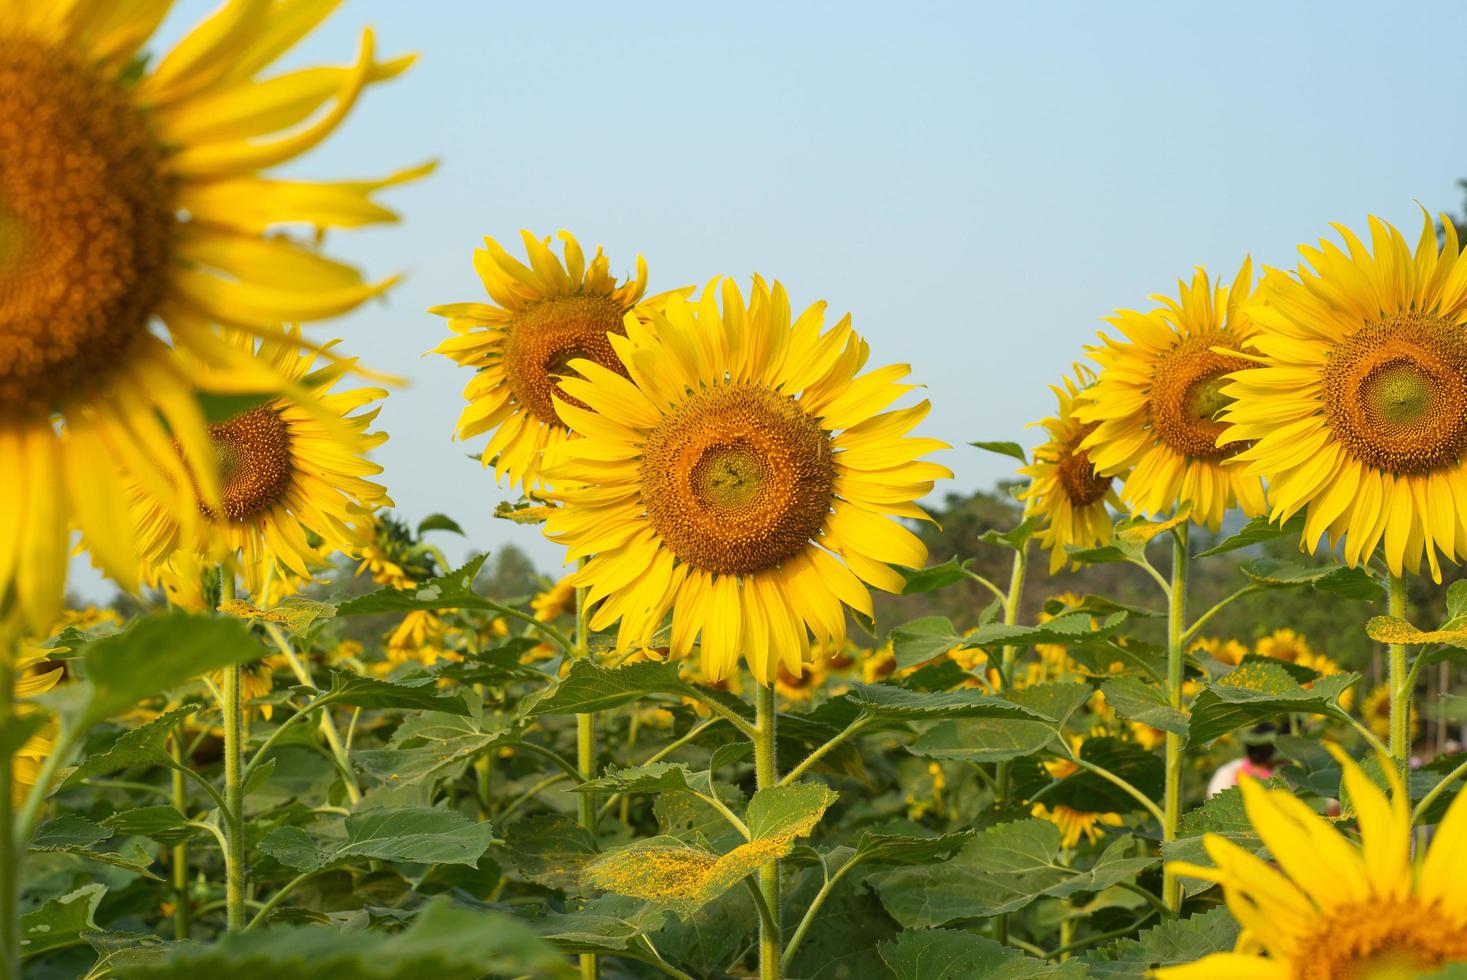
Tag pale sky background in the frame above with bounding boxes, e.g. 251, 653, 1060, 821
69, 0, 1467, 599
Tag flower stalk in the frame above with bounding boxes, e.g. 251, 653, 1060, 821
1161, 522, 1189, 914
574, 563, 598, 980
218, 573, 247, 933
754, 682, 783, 980
1387, 573, 1410, 773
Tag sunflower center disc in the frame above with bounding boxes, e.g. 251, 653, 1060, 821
0, 37, 173, 420
1147, 334, 1251, 459
1056, 423, 1110, 506
1295, 897, 1467, 980
640, 384, 835, 576
1322, 312, 1467, 475
502, 294, 628, 424
204, 407, 295, 522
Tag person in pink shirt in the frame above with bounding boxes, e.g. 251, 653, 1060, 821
1206, 724, 1281, 797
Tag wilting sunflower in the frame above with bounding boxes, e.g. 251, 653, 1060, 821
1019, 366, 1122, 573
1221, 215, 1467, 580
0, 0, 421, 634
133, 331, 389, 596
1077, 262, 1267, 530
541, 278, 950, 683
432, 231, 687, 490
1158, 749, 1467, 979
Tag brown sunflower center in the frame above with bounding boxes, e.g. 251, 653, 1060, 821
1293, 898, 1467, 980
1321, 312, 1467, 475
1147, 334, 1251, 459
640, 384, 835, 576
0, 36, 173, 420
502, 294, 628, 425
1056, 424, 1111, 506
202, 407, 294, 522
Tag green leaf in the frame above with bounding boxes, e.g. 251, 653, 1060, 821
31, 813, 113, 850
195, 391, 274, 424
900, 558, 972, 595
655, 781, 749, 852
62, 704, 200, 789
334, 554, 495, 616
353, 709, 512, 795
535, 895, 668, 955
575, 762, 695, 795
853, 827, 975, 866
0, 714, 45, 759
416, 513, 465, 536
320, 670, 468, 714
1014, 737, 1164, 814
1240, 558, 1342, 588
103, 806, 201, 846
1193, 514, 1304, 558
66, 613, 265, 728
1083, 906, 1241, 977
1188, 661, 1358, 744
586, 835, 793, 918
745, 782, 838, 841
966, 611, 1128, 649
112, 901, 574, 979
970, 440, 1027, 463
881, 928, 1083, 979
257, 826, 332, 874
1313, 565, 1385, 600
648, 887, 758, 976
526, 659, 685, 716
1177, 783, 1280, 837
336, 806, 498, 867
978, 516, 1041, 551
784, 860, 900, 980
870, 820, 1155, 927
1101, 677, 1188, 735
845, 683, 1048, 721
910, 683, 1090, 763
19, 883, 106, 958
890, 616, 967, 669
499, 814, 600, 893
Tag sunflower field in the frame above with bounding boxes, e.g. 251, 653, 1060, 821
6, 3, 1467, 980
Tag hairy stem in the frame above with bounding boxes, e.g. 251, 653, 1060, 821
169, 731, 192, 940
219, 574, 247, 933
574, 563, 598, 980
1387, 573, 1410, 774
754, 684, 783, 980
993, 540, 1029, 946
1, 643, 17, 980
1161, 523, 1189, 915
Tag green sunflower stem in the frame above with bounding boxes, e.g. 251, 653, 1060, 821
992, 539, 1029, 947
574, 564, 599, 980
1, 639, 19, 980
218, 574, 247, 933
1161, 522, 1189, 915
169, 730, 192, 941
754, 683, 783, 980
1387, 573, 1410, 774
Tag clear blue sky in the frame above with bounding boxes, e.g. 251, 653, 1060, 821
70, 0, 1467, 599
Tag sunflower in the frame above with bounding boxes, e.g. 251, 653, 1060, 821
1076, 262, 1267, 530
1255, 628, 1311, 663
1219, 215, 1467, 580
1362, 685, 1418, 743
1020, 366, 1122, 572
133, 331, 389, 597
0, 0, 421, 635
541, 277, 949, 683
1190, 635, 1249, 667
531, 575, 577, 622
357, 513, 439, 590
431, 231, 688, 490
13, 643, 61, 806
1032, 803, 1123, 850
1157, 749, 1467, 978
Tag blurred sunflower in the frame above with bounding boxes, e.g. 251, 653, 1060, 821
1255, 628, 1311, 663
1363, 685, 1417, 743
1019, 366, 1121, 572
386, 610, 457, 668
531, 575, 577, 622
12, 643, 62, 806
542, 278, 949, 683
357, 513, 439, 590
1191, 635, 1249, 667
0, 0, 421, 633
133, 331, 389, 596
1077, 262, 1267, 530
1033, 803, 1123, 850
1220, 214, 1467, 579
431, 231, 684, 490
1157, 750, 1467, 978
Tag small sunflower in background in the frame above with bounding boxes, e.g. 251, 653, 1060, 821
541, 277, 949, 683
1255, 628, 1311, 662
0, 0, 422, 633
1363, 685, 1418, 743
531, 575, 577, 622
1076, 261, 1267, 531
358, 513, 441, 591
132, 331, 390, 598
1158, 749, 1467, 978
1190, 635, 1249, 667
12, 644, 62, 806
431, 231, 685, 490
1222, 214, 1467, 580
1020, 366, 1122, 572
